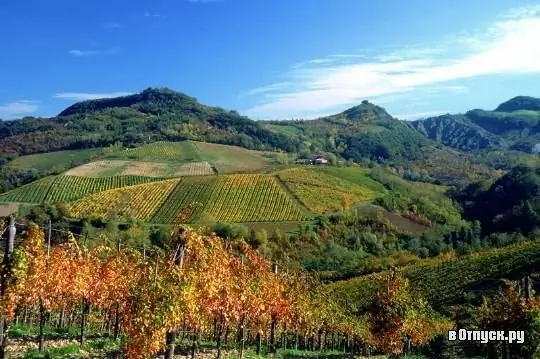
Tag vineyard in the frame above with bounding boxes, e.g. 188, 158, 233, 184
0, 176, 57, 203
45, 175, 166, 203
152, 176, 216, 223
319, 167, 388, 194
68, 179, 180, 221
152, 174, 310, 224
105, 141, 202, 163
277, 168, 377, 213
327, 238, 540, 313
0, 175, 165, 204
0, 226, 450, 359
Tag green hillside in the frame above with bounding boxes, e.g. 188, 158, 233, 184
328, 238, 540, 313
5, 148, 104, 172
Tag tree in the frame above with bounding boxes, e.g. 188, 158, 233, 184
366, 269, 452, 355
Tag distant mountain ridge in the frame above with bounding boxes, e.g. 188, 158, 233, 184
412, 96, 540, 152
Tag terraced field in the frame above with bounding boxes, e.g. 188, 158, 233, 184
0, 176, 57, 203
105, 141, 201, 162
152, 174, 309, 224
193, 141, 276, 173
69, 179, 180, 221
277, 168, 378, 213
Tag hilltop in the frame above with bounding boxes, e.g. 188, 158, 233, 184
0, 87, 296, 156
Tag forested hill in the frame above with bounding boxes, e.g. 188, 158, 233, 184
412, 96, 540, 152
261, 100, 433, 162
0, 88, 437, 164
0, 88, 298, 156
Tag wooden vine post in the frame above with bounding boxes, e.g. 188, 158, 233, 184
164, 227, 186, 359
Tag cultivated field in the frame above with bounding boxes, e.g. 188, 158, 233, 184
69, 179, 180, 221
65, 160, 215, 177
170, 161, 215, 176
276, 168, 377, 213
6, 148, 103, 172
193, 141, 276, 173
152, 174, 309, 224
320, 167, 388, 193
0, 176, 57, 203
64, 160, 131, 176
45, 175, 165, 203
105, 141, 201, 162
0, 175, 165, 204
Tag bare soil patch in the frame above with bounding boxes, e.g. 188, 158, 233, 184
64, 160, 129, 176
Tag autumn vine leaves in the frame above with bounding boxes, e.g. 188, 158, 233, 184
0, 225, 456, 358
0, 225, 364, 359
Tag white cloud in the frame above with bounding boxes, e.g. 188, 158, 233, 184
144, 12, 161, 17
0, 101, 38, 119
244, 5, 540, 120
395, 110, 450, 120
53, 92, 132, 101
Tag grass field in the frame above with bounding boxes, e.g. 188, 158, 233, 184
69, 179, 180, 221
327, 238, 540, 313
320, 167, 388, 193
193, 141, 276, 173
6, 148, 104, 172
276, 168, 379, 213
354, 204, 429, 234
105, 141, 201, 162
65, 160, 214, 177
152, 174, 310, 224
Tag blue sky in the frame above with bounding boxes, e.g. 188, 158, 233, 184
1, 0, 540, 120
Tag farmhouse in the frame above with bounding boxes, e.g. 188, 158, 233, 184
314, 157, 329, 165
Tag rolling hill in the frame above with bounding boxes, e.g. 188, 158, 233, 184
1, 87, 520, 190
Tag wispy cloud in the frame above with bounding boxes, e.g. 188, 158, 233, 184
103, 22, 122, 29
69, 49, 100, 57
0, 101, 38, 119
68, 48, 120, 57
53, 92, 132, 101
395, 110, 450, 120
144, 12, 162, 17
244, 5, 540, 119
